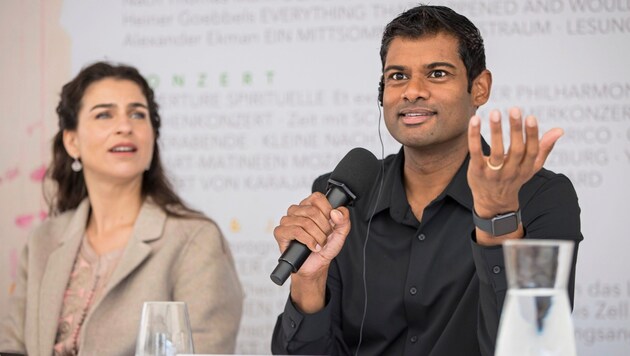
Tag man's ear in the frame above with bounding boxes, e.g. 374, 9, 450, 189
471, 69, 492, 107
62, 130, 79, 159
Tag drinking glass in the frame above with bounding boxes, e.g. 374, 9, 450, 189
495, 239, 576, 356
135, 301, 194, 356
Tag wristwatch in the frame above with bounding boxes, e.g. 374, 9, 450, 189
472, 209, 521, 236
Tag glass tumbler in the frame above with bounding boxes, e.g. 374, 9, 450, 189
135, 301, 194, 356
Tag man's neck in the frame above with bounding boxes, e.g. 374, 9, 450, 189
403, 140, 468, 221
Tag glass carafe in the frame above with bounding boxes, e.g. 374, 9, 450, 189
495, 239, 576, 356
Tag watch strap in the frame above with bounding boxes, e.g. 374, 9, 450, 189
472, 209, 522, 236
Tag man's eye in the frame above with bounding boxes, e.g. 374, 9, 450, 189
429, 70, 447, 78
390, 73, 407, 80
95, 112, 111, 119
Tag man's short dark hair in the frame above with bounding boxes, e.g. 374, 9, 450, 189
380, 5, 486, 92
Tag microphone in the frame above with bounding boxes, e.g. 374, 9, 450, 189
270, 147, 381, 286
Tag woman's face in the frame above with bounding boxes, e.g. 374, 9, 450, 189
63, 78, 155, 187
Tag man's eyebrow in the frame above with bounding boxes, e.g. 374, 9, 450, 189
427, 62, 457, 69
384, 62, 457, 73
383, 65, 407, 72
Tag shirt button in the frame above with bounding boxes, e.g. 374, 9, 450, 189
410, 335, 418, 343
417, 233, 426, 241
492, 265, 502, 274
290, 320, 296, 328
409, 287, 418, 295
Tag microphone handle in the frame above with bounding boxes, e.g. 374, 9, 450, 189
269, 187, 349, 286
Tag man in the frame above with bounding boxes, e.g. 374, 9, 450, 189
271, 5, 582, 356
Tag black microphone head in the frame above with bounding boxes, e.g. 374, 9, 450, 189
328, 147, 380, 201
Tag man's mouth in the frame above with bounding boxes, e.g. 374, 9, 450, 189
399, 110, 437, 125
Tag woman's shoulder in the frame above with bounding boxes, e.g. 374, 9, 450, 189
27, 208, 81, 248
143, 200, 227, 250
162, 213, 232, 256
163, 209, 221, 237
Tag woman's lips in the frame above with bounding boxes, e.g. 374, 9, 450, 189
109, 144, 137, 153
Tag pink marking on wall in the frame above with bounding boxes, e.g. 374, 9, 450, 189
30, 164, 47, 182
15, 214, 35, 229
27, 121, 43, 135
5, 167, 19, 181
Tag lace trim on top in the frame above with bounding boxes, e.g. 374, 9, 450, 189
53, 237, 124, 356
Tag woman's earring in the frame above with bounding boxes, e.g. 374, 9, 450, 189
71, 157, 83, 172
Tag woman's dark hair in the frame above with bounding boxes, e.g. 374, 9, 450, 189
379, 5, 486, 92
47, 61, 199, 217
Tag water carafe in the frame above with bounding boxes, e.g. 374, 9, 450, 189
495, 239, 576, 356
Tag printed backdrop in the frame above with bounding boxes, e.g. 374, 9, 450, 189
1, 0, 629, 354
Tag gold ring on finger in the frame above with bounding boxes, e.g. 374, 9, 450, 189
486, 159, 504, 171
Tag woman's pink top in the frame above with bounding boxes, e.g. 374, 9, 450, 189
53, 237, 124, 356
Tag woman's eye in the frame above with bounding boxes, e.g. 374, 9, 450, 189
95, 112, 111, 119
131, 111, 147, 119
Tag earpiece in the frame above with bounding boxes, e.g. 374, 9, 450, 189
378, 76, 384, 106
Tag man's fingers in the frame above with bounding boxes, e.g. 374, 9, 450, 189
320, 208, 351, 256
520, 115, 540, 171
273, 219, 327, 253
468, 115, 485, 171
506, 107, 525, 169
290, 192, 334, 234
488, 110, 505, 168
330, 208, 351, 236
272, 192, 336, 253
534, 127, 564, 171
274, 192, 354, 255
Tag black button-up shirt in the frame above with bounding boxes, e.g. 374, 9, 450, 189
272, 148, 582, 356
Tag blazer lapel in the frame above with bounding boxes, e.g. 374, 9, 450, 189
100, 200, 166, 298
38, 199, 90, 355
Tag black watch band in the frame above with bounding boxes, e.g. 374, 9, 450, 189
472, 209, 522, 236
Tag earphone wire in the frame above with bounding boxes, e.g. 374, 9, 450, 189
354, 99, 386, 356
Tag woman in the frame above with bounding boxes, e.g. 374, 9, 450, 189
0, 62, 244, 355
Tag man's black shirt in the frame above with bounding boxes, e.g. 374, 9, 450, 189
272, 149, 582, 356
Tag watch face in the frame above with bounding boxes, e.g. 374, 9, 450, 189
493, 213, 519, 235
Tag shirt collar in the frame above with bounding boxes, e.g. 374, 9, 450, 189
362, 138, 490, 221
